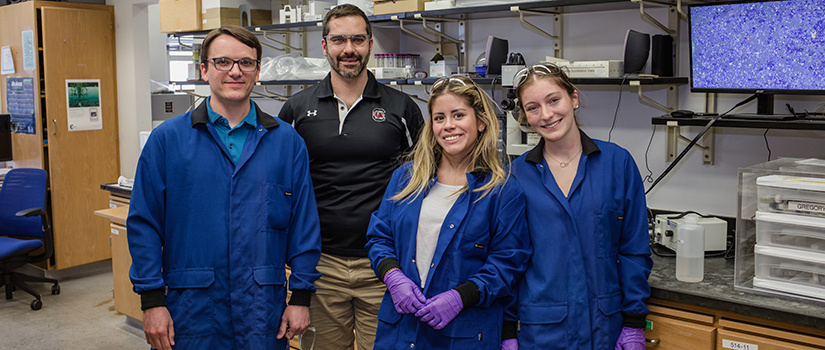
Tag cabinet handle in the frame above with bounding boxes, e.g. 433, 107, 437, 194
645, 338, 660, 347
53, 120, 57, 135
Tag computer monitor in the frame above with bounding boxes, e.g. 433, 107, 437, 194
689, 0, 825, 114
485, 36, 509, 76
0, 114, 12, 162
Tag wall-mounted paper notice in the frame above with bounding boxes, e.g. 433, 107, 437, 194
1, 46, 14, 75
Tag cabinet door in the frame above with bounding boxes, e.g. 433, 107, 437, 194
110, 223, 142, 321
41, 5, 119, 269
717, 329, 823, 350
646, 305, 717, 349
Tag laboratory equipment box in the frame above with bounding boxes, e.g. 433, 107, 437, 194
160, 0, 202, 33
757, 175, 825, 218
736, 158, 825, 303
753, 244, 825, 301
755, 211, 825, 253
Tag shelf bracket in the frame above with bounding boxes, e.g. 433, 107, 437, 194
664, 121, 715, 165
510, 6, 559, 40
251, 89, 287, 102
413, 14, 463, 44
174, 36, 193, 50
394, 16, 439, 44
258, 30, 302, 52
262, 85, 291, 100
632, 82, 673, 113
631, 0, 676, 35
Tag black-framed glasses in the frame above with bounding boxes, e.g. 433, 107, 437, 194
206, 57, 260, 72
513, 63, 563, 88
325, 34, 370, 47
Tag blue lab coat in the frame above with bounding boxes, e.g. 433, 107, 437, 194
127, 102, 322, 349
508, 130, 652, 349
366, 162, 531, 350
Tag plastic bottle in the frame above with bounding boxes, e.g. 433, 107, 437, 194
675, 214, 705, 282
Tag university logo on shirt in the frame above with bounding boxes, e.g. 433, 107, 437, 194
372, 108, 386, 122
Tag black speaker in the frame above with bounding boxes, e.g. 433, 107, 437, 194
651, 34, 674, 77
623, 30, 650, 74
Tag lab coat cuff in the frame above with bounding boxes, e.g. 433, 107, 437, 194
453, 281, 480, 308
377, 257, 402, 281
502, 320, 517, 340
622, 311, 648, 328
288, 289, 312, 306
140, 288, 166, 311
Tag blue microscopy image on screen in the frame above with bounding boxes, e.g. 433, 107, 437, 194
690, 0, 825, 91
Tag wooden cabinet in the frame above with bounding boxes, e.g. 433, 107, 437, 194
0, 1, 119, 269
94, 205, 143, 321
716, 319, 825, 350
645, 305, 716, 349
648, 299, 825, 350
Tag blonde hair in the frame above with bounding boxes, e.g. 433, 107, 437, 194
392, 75, 505, 202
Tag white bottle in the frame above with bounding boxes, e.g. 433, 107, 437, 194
675, 214, 704, 282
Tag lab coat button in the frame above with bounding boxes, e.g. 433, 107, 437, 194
412, 259, 416, 263
228, 144, 234, 149
449, 224, 454, 229
410, 344, 414, 348
430, 263, 434, 268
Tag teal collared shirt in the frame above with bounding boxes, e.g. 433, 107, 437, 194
206, 97, 257, 164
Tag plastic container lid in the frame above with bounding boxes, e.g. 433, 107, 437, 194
756, 175, 825, 192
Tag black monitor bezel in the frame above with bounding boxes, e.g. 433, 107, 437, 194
688, 0, 825, 96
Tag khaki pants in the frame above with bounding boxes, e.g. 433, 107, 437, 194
302, 253, 385, 350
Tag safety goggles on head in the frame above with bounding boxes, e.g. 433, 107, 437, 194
325, 34, 370, 47
431, 74, 478, 93
513, 63, 563, 88
206, 57, 260, 72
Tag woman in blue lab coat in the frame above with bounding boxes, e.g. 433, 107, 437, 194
507, 63, 653, 350
366, 75, 531, 350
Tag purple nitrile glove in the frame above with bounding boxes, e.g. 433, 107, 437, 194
383, 269, 426, 314
614, 326, 646, 350
414, 289, 463, 330
501, 338, 518, 350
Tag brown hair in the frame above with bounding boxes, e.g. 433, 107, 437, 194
514, 63, 578, 123
199, 25, 262, 66
322, 4, 372, 38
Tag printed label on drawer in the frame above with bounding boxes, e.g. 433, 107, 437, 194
111, 228, 119, 235
722, 339, 757, 350
787, 200, 825, 215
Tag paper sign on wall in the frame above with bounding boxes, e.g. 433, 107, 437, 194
65, 79, 103, 132
22, 31, 35, 71
1, 46, 14, 75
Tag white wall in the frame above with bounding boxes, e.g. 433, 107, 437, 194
111, 3, 825, 217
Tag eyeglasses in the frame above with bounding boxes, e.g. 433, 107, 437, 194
513, 63, 563, 88
206, 57, 260, 72
325, 34, 370, 47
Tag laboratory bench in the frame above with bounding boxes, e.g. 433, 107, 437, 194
648, 254, 825, 348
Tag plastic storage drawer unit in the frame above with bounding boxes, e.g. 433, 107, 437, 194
756, 211, 825, 252
756, 175, 825, 217
753, 244, 825, 301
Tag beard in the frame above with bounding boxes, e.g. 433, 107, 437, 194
326, 48, 370, 79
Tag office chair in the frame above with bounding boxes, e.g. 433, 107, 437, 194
0, 168, 60, 310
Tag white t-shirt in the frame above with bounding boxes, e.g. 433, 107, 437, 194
416, 182, 462, 288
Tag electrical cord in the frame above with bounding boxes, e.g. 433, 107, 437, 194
763, 128, 772, 162
643, 126, 656, 183
645, 93, 759, 196
608, 75, 629, 142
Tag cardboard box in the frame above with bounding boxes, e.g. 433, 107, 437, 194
159, 0, 201, 33
202, 0, 271, 10
202, 7, 272, 29
373, 0, 426, 15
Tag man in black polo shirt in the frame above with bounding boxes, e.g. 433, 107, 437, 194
277, 4, 424, 350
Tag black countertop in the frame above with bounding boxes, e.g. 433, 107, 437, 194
650, 253, 825, 329
101, 183, 132, 197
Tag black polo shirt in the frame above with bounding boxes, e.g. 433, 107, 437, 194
278, 71, 424, 257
